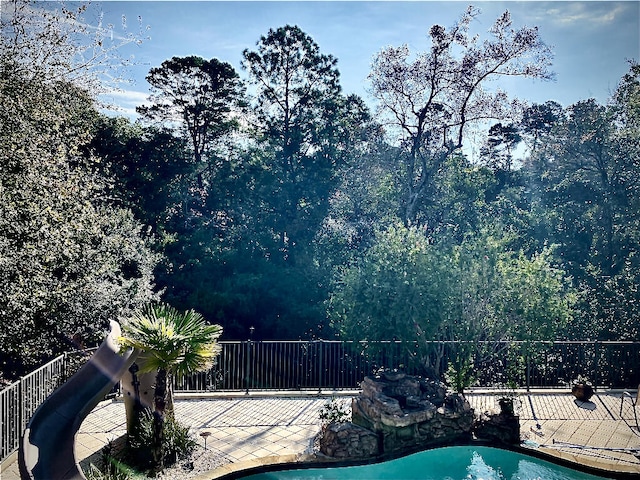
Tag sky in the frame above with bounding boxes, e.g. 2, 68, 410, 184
32, 1, 640, 118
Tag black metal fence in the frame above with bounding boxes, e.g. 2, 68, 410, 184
0, 350, 94, 464
2, 340, 639, 465
173, 340, 640, 392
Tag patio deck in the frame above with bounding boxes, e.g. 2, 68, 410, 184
1, 390, 639, 479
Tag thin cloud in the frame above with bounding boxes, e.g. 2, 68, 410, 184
99, 88, 149, 118
543, 2, 630, 26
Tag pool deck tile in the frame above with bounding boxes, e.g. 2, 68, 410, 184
2, 389, 639, 479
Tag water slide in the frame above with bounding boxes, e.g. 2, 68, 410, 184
19, 320, 137, 480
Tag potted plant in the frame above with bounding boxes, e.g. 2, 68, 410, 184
571, 375, 594, 402
497, 391, 518, 415
445, 353, 476, 394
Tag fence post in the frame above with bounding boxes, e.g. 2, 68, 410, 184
526, 348, 531, 392
594, 341, 599, 391
244, 340, 250, 395
63, 352, 68, 382
18, 377, 23, 446
318, 341, 323, 394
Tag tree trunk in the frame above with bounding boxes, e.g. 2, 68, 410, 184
152, 368, 168, 472
165, 373, 175, 421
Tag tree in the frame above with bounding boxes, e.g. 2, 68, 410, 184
196, 25, 375, 340
369, 6, 554, 226
137, 56, 245, 165
525, 64, 640, 340
328, 225, 446, 346
136, 56, 245, 234
1, 0, 146, 95
87, 115, 194, 232
480, 122, 522, 173
328, 225, 574, 376
119, 303, 222, 471
0, 71, 160, 380
241, 25, 348, 262
0, 1, 157, 380
519, 101, 563, 153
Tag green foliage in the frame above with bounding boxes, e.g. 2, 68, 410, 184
86, 440, 139, 480
329, 225, 575, 373
241, 25, 354, 262
87, 116, 194, 232
329, 224, 446, 345
445, 353, 476, 393
120, 303, 221, 470
520, 64, 640, 340
137, 55, 244, 163
319, 397, 351, 428
86, 414, 196, 478
0, 67, 159, 378
126, 411, 196, 472
86, 463, 133, 480
161, 415, 198, 465
119, 303, 222, 378
4, 1, 639, 387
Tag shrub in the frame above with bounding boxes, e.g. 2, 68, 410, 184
319, 397, 351, 430
127, 410, 196, 470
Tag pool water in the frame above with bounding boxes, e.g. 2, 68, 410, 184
244, 446, 613, 480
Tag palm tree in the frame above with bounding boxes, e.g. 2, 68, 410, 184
119, 302, 222, 471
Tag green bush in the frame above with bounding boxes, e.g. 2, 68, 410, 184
319, 397, 351, 429
127, 411, 196, 470
86, 440, 138, 480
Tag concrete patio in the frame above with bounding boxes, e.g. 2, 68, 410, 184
1, 389, 639, 479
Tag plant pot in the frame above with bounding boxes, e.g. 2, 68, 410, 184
498, 398, 514, 415
571, 383, 594, 402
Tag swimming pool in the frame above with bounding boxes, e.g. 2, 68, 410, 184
242, 446, 613, 479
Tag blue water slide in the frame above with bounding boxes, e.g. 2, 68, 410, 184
19, 320, 136, 480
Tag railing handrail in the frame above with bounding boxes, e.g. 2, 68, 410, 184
3, 340, 639, 399
3, 339, 640, 465
219, 339, 640, 344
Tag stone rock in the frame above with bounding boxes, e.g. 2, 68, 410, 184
319, 422, 380, 459
419, 379, 447, 406
382, 370, 406, 382
361, 376, 387, 398
374, 393, 404, 416
352, 371, 474, 456
322, 372, 487, 461
390, 377, 421, 400
474, 411, 520, 445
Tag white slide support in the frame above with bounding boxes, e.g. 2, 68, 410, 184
19, 320, 136, 480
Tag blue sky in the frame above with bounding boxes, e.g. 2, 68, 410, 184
75, 1, 639, 117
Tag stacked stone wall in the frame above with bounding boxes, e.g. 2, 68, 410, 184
319, 371, 520, 460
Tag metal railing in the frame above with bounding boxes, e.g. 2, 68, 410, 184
2, 340, 639, 465
172, 340, 640, 393
0, 350, 94, 464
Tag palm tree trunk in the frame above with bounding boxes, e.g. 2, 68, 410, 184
152, 368, 167, 471
166, 374, 175, 421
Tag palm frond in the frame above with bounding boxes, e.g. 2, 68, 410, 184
120, 302, 223, 376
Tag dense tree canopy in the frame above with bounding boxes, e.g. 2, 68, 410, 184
0, 0, 158, 381
369, 6, 554, 226
328, 225, 574, 373
2, 1, 639, 385
522, 62, 640, 340
241, 25, 348, 262
0, 70, 159, 379
137, 56, 244, 164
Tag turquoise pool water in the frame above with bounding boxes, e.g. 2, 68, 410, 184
244, 446, 612, 479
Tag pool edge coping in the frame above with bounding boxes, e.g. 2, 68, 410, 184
194, 441, 640, 480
